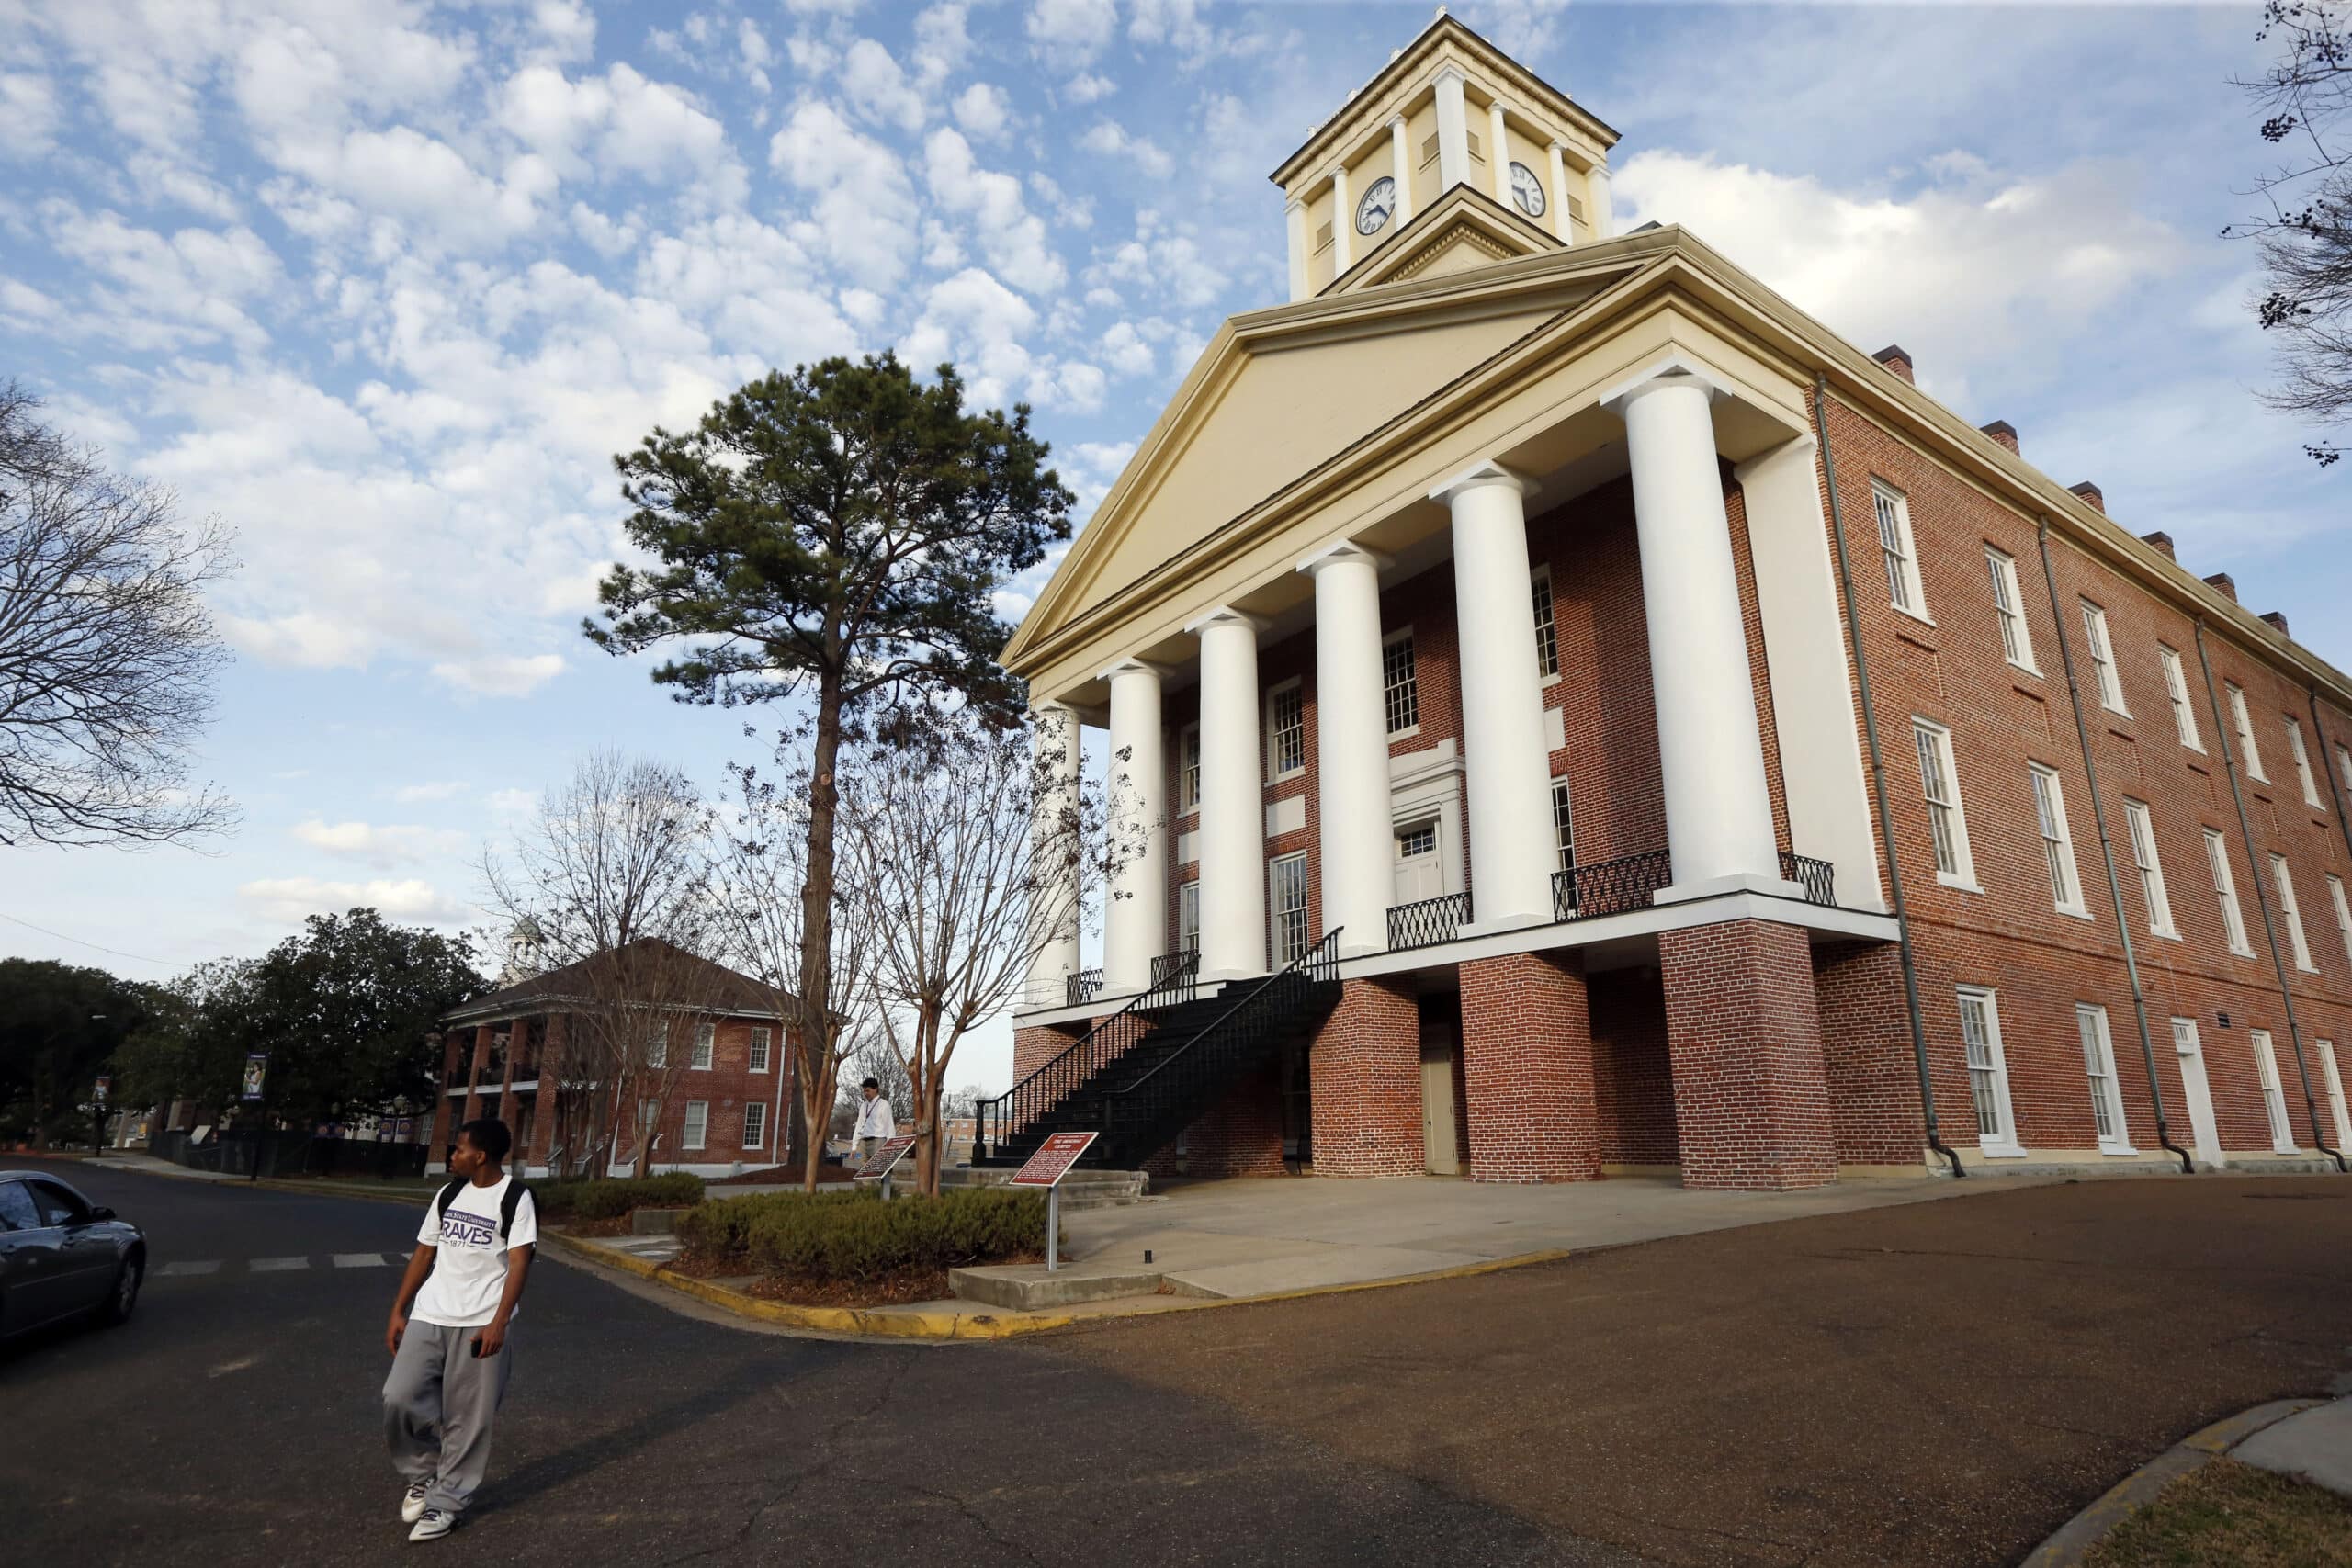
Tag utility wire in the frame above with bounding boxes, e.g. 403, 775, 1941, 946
0, 909, 181, 969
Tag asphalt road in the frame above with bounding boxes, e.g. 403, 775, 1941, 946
6, 1164, 2349, 1567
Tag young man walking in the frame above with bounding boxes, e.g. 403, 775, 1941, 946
853, 1077, 895, 1164
383, 1116, 537, 1542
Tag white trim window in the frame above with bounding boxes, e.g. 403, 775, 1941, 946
2287, 716, 2324, 809
2252, 1029, 2295, 1152
2075, 1004, 2132, 1153
691, 1021, 715, 1070
2030, 764, 2087, 917
2337, 742, 2352, 800
1178, 723, 1201, 812
1551, 776, 1575, 874
1531, 563, 1559, 681
741, 1100, 766, 1149
1382, 628, 1419, 737
1913, 719, 1976, 887
1266, 680, 1306, 779
2159, 645, 2202, 751
1872, 480, 1928, 618
2318, 1040, 2352, 1152
2227, 682, 2267, 781
1985, 548, 2035, 671
646, 1027, 669, 1070
2271, 853, 2317, 973
2205, 828, 2255, 957
748, 1026, 772, 1074
2079, 601, 2127, 716
2122, 798, 2177, 937
682, 1100, 709, 1152
1958, 987, 2021, 1154
1177, 879, 1201, 956
1269, 852, 1310, 965
2329, 874, 2352, 969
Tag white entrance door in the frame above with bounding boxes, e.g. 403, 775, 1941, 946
1395, 819, 1442, 903
2170, 1017, 2222, 1168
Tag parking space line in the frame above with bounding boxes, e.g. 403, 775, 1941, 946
158, 1260, 222, 1278
250, 1256, 310, 1272
332, 1253, 391, 1269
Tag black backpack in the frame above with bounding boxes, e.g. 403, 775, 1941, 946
434, 1179, 531, 1241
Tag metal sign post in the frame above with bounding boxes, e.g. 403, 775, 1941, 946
1009, 1131, 1097, 1273
851, 1134, 918, 1200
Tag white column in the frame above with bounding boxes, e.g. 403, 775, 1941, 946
1547, 141, 1572, 242
1101, 660, 1169, 995
1285, 197, 1309, 301
1488, 98, 1511, 205
1187, 606, 1269, 981
1023, 700, 1084, 1006
1601, 366, 1792, 900
1434, 67, 1470, 192
1329, 164, 1351, 276
1431, 462, 1557, 931
1299, 542, 1396, 959
1388, 115, 1413, 228
1588, 162, 1614, 239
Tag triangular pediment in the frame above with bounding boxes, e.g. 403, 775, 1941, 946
1332, 185, 1566, 296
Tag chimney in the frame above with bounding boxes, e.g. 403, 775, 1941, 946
2140, 531, 2175, 559
2067, 481, 2104, 513
2262, 612, 2290, 637
2204, 572, 2237, 602
1871, 344, 1915, 385
1980, 420, 2019, 455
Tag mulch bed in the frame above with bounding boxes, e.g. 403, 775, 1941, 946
665, 1246, 1046, 1309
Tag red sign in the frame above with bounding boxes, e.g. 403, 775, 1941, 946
852, 1134, 918, 1181
1010, 1131, 1097, 1188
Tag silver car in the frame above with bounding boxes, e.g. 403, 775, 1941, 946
0, 1170, 145, 1340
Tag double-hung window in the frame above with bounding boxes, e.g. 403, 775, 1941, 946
2288, 716, 2324, 809
691, 1021, 715, 1069
2329, 874, 2352, 969
2252, 1029, 2295, 1151
2227, 682, 2267, 781
1178, 724, 1201, 812
1267, 682, 1306, 779
1268, 852, 1309, 965
1873, 481, 1928, 617
2075, 1004, 2132, 1152
748, 1026, 771, 1074
2205, 829, 2254, 956
1177, 879, 1201, 956
741, 1100, 766, 1149
2272, 853, 2317, 972
1913, 719, 1975, 886
1985, 548, 2034, 671
1551, 777, 1575, 874
2030, 764, 2086, 916
1531, 564, 1558, 680
2123, 799, 2177, 937
2320, 1040, 2352, 1151
646, 1027, 669, 1070
2337, 743, 2352, 801
1382, 629, 1419, 736
2079, 602, 2127, 715
2158, 646, 2201, 751
682, 1100, 709, 1152
1957, 987, 2020, 1155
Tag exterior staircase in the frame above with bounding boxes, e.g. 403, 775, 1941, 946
975, 931, 1342, 1172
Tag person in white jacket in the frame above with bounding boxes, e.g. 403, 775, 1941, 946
853, 1077, 895, 1164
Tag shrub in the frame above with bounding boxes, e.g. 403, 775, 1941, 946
534, 1171, 705, 1222
676, 1186, 1051, 1281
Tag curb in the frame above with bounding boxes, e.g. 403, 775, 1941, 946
2019, 1398, 2325, 1566
541, 1229, 1579, 1344
85, 1159, 440, 1207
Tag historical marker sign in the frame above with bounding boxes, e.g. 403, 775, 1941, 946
852, 1134, 918, 1182
1011, 1131, 1097, 1188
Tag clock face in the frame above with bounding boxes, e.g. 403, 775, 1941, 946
1355, 175, 1397, 236
1509, 162, 1547, 218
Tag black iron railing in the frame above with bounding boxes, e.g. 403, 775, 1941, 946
1150, 949, 1200, 987
1387, 891, 1470, 951
1065, 967, 1103, 1009
1780, 851, 1836, 907
975, 950, 1198, 1165
1553, 849, 1673, 922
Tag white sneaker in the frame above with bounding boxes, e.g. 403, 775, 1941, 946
408, 1507, 457, 1542
400, 1483, 432, 1524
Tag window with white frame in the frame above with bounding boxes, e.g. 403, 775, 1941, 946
2320, 1040, 2352, 1151
2075, 1003, 2132, 1152
1551, 777, 1575, 874
2079, 601, 2128, 715
2123, 798, 2177, 937
1872, 481, 1928, 617
1985, 548, 2034, 671
2205, 829, 2255, 956
1269, 852, 1309, 965
1913, 719, 1975, 886
2337, 742, 2352, 799
1178, 723, 1201, 812
748, 1027, 772, 1074
2227, 682, 2267, 780
1958, 987, 2020, 1153
2030, 763, 2086, 916
2272, 853, 2318, 972
1267, 682, 1306, 778
1177, 879, 1200, 956
646, 1027, 668, 1070
2288, 716, 2324, 808
1382, 628, 1419, 736
2252, 1029, 2295, 1151
2329, 874, 2352, 968
2159, 646, 2202, 751
741, 1100, 766, 1149
691, 1021, 715, 1069
1531, 564, 1558, 680
682, 1100, 708, 1151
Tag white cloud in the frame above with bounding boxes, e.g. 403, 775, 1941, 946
769, 98, 919, 286
0, 73, 61, 158
485, 787, 537, 815
954, 82, 1012, 141
499, 62, 746, 206
1101, 320, 1153, 376
46, 208, 281, 351
923, 128, 1068, 295
430, 653, 568, 697
1065, 73, 1114, 105
841, 39, 927, 132
293, 818, 471, 866
1080, 119, 1172, 180
391, 781, 469, 804
240, 875, 472, 926
1028, 0, 1116, 70
914, 3, 973, 87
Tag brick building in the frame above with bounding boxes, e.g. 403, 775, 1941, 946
986, 15, 2352, 1192
430, 941, 802, 1179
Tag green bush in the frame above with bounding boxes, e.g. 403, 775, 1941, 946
535, 1171, 704, 1222
676, 1186, 1051, 1281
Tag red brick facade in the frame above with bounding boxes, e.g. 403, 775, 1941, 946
1459, 952, 1600, 1181
1308, 976, 1423, 1176
1659, 920, 1838, 1190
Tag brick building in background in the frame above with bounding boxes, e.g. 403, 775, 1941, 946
982, 15, 2352, 1191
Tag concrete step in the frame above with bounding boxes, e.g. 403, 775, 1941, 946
949, 1262, 1164, 1311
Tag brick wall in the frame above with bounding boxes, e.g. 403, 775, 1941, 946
1308, 976, 1423, 1176
1660, 919, 1838, 1190
1588, 969, 1679, 1166
1143, 1064, 1289, 1179
1458, 951, 1601, 1181
1812, 941, 1928, 1166
605, 1014, 792, 1171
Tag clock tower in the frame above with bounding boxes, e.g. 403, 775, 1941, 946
1270, 11, 1619, 301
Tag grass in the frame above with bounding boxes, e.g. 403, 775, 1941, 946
2084, 1459, 2352, 1567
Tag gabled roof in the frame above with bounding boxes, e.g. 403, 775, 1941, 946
442, 939, 786, 1026
1329, 183, 1566, 296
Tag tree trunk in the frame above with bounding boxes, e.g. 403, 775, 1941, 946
794, 659, 846, 1191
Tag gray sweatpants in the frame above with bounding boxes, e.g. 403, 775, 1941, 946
383, 1320, 514, 1514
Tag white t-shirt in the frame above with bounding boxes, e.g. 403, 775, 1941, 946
854, 1096, 895, 1140
413, 1174, 537, 1329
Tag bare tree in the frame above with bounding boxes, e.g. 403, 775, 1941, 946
0, 380, 236, 844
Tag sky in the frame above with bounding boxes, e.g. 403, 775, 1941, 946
4, 0, 2346, 1095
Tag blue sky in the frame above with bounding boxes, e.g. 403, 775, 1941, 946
3, 0, 2345, 1092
